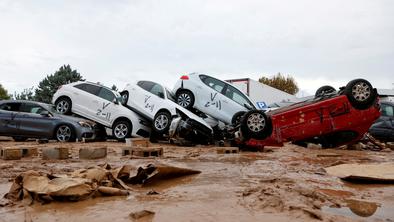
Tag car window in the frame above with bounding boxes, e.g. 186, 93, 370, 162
200, 75, 225, 93
166, 88, 176, 102
150, 84, 164, 98
137, 81, 164, 98
0, 103, 21, 111
137, 81, 155, 92
381, 104, 394, 117
20, 103, 46, 114
224, 84, 253, 107
98, 88, 115, 102
74, 83, 100, 95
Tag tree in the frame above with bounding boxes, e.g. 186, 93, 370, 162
13, 87, 35, 100
259, 73, 299, 95
0, 84, 11, 100
35, 65, 84, 103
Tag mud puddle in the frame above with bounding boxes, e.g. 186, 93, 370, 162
322, 199, 394, 221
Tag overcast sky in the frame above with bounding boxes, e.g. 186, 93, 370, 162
0, 0, 393, 96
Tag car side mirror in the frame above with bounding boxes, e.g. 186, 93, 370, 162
40, 110, 50, 117
113, 98, 119, 105
158, 92, 165, 99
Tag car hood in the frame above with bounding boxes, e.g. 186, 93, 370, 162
171, 103, 213, 132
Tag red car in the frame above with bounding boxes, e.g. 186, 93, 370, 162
237, 79, 381, 148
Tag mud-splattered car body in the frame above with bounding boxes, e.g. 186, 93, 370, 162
238, 79, 381, 148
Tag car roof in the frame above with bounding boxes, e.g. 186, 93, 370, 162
0, 100, 49, 106
381, 101, 394, 106
72, 81, 116, 93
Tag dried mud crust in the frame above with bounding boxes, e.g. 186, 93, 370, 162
0, 140, 393, 222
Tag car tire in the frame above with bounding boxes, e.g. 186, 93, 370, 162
176, 90, 195, 109
55, 97, 72, 115
315, 85, 336, 97
231, 111, 246, 126
55, 124, 75, 142
344, 79, 377, 110
112, 120, 131, 141
12, 136, 27, 142
240, 110, 272, 140
120, 91, 129, 105
153, 111, 171, 134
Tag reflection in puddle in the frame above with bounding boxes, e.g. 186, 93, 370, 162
323, 199, 394, 220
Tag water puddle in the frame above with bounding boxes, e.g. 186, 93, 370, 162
322, 199, 394, 220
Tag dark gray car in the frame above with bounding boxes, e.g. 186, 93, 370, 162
0, 100, 95, 142
369, 101, 394, 141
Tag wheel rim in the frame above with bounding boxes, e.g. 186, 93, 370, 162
114, 123, 128, 139
154, 114, 169, 131
246, 113, 265, 132
352, 82, 371, 102
177, 93, 191, 107
57, 125, 71, 142
56, 100, 69, 114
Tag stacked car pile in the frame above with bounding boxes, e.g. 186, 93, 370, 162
0, 73, 383, 148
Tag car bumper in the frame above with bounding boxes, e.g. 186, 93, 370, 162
75, 127, 96, 141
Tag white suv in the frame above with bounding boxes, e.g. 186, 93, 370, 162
173, 73, 256, 125
121, 80, 213, 139
52, 81, 151, 141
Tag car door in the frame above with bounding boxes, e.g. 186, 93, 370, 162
73, 83, 102, 122
221, 84, 252, 122
94, 87, 119, 125
17, 102, 54, 137
0, 102, 21, 135
197, 75, 228, 122
132, 81, 164, 120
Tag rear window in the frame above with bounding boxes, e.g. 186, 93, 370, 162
0, 103, 21, 111
74, 83, 100, 95
381, 104, 394, 117
199, 75, 225, 93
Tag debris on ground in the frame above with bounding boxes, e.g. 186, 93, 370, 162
129, 210, 155, 221
324, 163, 394, 182
3, 163, 201, 204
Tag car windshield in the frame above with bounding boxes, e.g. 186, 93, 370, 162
166, 88, 176, 102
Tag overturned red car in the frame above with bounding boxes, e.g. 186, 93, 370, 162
238, 79, 381, 148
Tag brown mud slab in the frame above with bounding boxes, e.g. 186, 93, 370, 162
0, 141, 393, 221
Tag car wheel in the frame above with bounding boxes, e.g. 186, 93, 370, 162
55, 124, 75, 142
12, 136, 27, 142
153, 111, 171, 134
55, 97, 72, 115
344, 79, 377, 110
315, 85, 336, 97
176, 90, 195, 109
231, 111, 246, 126
120, 91, 129, 105
240, 110, 272, 140
112, 120, 131, 141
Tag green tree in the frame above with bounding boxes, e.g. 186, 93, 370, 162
35, 65, 84, 103
259, 73, 299, 95
0, 84, 11, 100
13, 87, 35, 100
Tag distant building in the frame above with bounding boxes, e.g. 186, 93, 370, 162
377, 89, 394, 102
225, 78, 298, 109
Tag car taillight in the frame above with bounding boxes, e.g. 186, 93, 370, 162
180, 75, 189, 80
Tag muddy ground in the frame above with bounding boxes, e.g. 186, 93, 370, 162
0, 138, 393, 222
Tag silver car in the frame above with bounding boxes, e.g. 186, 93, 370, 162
0, 100, 95, 142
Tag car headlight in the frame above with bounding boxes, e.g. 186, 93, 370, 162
78, 121, 92, 129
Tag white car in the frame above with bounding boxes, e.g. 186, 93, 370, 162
121, 80, 213, 140
172, 73, 256, 125
52, 81, 151, 141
